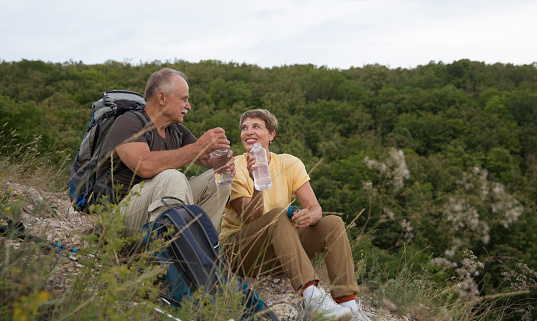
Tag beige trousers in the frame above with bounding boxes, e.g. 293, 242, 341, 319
225, 207, 359, 298
120, 169, 231, 237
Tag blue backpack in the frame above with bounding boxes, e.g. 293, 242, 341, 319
143, 197, 278, 320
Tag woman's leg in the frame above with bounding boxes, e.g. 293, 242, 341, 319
298, 215, 359, 298
226, 207, 318, 293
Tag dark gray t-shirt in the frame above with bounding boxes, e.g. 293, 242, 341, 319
96, 111, 197, 199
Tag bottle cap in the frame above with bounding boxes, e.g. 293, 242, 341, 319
287, 206, 299, 218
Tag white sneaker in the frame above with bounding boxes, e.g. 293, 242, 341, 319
304, 287, 353, 321
349, 301, 372, 321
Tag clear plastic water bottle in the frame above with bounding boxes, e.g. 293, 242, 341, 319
250, 143, 272, 191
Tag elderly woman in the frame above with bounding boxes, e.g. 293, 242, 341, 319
220, 109, 369, 321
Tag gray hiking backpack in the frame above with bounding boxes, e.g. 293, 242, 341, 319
69, 90, 183, 211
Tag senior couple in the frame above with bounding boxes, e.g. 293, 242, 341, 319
97, 68, 370, 321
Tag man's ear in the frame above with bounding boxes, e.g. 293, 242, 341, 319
157, 91, 166, 105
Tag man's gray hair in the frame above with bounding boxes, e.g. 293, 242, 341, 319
144, 68, 188, 101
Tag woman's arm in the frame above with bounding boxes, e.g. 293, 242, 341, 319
230, 187, 264, 225
230, 153, 264, 224
292, 181, 322, 228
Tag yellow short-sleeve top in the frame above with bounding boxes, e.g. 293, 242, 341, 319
219, 152, 310, 241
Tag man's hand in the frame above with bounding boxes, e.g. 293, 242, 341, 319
196, 127, 230, 155
206, 146, 236, 176
195, 128, 232, 168
225, 149, 236, 178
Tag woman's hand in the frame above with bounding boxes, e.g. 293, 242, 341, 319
293, 181, 323, 228
291, 208, 321, 228
246, 153, 257, 181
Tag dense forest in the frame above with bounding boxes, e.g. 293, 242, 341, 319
1, 58, 537, 305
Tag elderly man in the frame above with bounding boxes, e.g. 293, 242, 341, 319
96, 68, 234, 236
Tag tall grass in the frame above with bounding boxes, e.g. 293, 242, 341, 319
0, 125, 71, 192
352, 238, 537, 320
1, 185, 263, 320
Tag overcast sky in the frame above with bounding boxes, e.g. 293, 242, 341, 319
1, 0, 535, 70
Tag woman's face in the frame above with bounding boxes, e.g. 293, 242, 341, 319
240, 117, 275, 152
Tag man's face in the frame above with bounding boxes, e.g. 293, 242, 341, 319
165, 75, 191, 123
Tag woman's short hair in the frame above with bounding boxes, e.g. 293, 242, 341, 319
144, 68, 188, 102
240, 109, 279, 133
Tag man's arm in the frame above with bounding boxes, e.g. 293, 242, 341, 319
116, 127, 230, 178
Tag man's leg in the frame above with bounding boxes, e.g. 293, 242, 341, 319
121, 169, 193, 237
188, 168, 231, 230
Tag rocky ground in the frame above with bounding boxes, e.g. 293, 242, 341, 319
249, 274, 408, 321
1, 181, 408, 321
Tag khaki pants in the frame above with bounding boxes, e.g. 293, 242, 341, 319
225, 208, 359, 298
120, 169, 231, 237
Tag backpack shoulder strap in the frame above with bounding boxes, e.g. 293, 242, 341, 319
129, 111, 183, 149
128, 110, 154, 149
169, 123, 184, 147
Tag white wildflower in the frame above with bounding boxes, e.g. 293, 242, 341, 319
490, 182, 524, 228
389, 148, 410, 191
445, 237, 465, 257
362, 148, 410, 192
431, 257, 458, 268
379, 207, 395, 223
479, 222, 491, 244
400, 219, 414, 241
452, 250, 485, 299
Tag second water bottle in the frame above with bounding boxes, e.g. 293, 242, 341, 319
250, 143, 272, 191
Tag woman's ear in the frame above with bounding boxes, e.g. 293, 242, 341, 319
269, 131, 276, 143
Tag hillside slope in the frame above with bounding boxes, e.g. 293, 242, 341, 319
1, 181, 408, 321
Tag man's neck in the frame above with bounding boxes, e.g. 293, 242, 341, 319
144, 103, 174, 137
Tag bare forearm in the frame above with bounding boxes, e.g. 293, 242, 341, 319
308, 205, 323, 224
243, 190, 265, 224
231, 190, 265, 225
293, 182, 323, 227
131, 143, 207, 178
